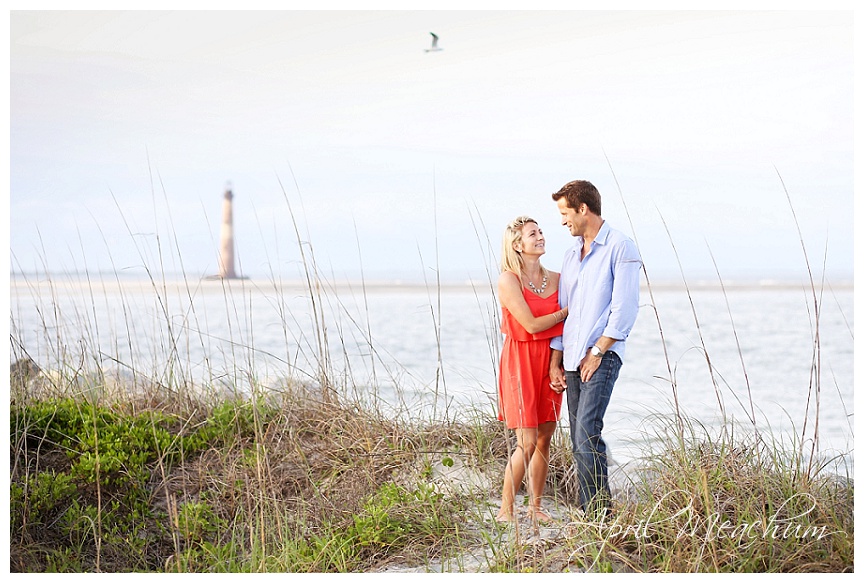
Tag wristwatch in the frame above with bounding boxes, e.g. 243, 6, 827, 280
590, 345, 604, 358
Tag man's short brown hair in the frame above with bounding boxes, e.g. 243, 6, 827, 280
552, 180, 602, 215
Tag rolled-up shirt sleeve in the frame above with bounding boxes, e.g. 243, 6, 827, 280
603, 239, 642, 341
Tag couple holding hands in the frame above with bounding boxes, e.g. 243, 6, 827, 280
495, 179, 642, 523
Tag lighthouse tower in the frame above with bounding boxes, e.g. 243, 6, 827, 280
217, 185, 238, 279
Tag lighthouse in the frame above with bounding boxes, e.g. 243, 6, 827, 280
217, 184, 239, 279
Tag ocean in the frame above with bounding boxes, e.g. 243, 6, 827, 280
9, 274, 854, 474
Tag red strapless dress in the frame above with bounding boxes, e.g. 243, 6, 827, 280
497, 287, 564, 429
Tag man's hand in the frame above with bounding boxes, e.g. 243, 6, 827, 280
550, 365, 566, 393
549, 348, 566, 393
580, 338, 615, 382
579, 351, 601, 383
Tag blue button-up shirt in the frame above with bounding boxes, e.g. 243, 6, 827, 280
551, 221, 642, 371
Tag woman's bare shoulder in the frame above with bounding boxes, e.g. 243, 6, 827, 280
498, 270, 521, 283
498, 270, 522, 292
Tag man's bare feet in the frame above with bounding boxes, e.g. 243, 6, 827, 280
495, 508, 516, 523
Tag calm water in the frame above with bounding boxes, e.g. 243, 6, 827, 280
9, 275, 854, 473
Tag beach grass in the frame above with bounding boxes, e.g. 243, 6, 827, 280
8, 174, 853, 572
8, 360, 853, 573
8, 259, 854, 573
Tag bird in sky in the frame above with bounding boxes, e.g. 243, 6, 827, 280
425, 32, 443, 52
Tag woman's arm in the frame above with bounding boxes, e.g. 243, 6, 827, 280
498, 271, 567, 334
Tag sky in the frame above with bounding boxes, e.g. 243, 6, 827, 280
7, 6, 857, 284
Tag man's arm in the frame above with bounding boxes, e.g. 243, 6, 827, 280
580, 239, 642, 382
602, 238, 642, 342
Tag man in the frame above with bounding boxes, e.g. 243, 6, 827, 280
549, 179, 641, 518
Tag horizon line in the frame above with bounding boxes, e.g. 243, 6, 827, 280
8, 271, 854, 291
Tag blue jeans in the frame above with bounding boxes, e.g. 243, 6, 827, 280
565, 351, 622, 516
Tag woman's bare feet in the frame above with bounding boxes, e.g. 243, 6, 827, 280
529, 506, 552, 524
495, 507, 516, 523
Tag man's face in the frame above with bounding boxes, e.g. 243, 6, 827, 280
557, 197, 583, 237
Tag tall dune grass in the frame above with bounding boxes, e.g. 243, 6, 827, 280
8, 173, 853, 572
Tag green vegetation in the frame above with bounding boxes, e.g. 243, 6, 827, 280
9, 372, 853, 573
9, 376, 487, 572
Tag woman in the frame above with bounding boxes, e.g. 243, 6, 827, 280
496, 216, 567, 523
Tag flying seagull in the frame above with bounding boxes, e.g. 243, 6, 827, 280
425, 32, 443, 52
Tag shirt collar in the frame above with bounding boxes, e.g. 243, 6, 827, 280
595, 220, 610, 245
572, 220, 609, 251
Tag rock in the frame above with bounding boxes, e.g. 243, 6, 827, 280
10, 357, 41, 386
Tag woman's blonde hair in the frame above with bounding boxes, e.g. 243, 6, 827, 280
501, 215, 547, 277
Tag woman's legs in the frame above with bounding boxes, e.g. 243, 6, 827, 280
496, 422, 557, 521
497, 427, 537, 521
528, 421, 557, 520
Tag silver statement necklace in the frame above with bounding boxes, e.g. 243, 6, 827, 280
526, 272, 548, 295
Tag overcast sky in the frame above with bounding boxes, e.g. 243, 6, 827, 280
8, 7, 856, 284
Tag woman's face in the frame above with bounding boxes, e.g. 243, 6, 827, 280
517, 222, 545, 256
